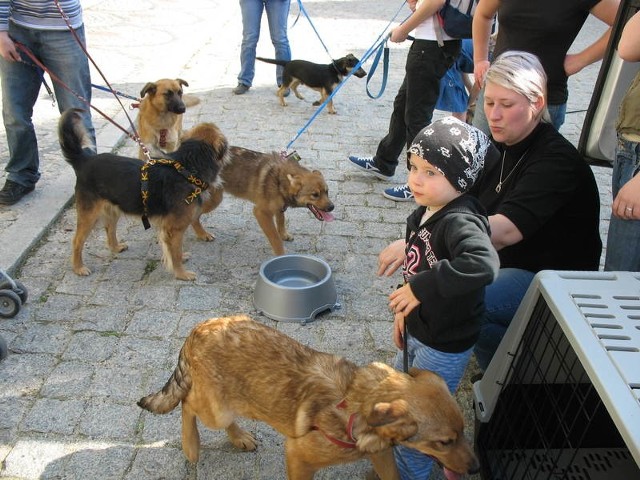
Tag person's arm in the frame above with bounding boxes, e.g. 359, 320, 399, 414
0, 1, 18, 62
618, 10, 640, 61
488, 213, 523, 250
472, 0, 500, 85
390, 0, 446, 43
564, 0, 620, 76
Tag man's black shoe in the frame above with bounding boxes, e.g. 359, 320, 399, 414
0, 180, 35, 206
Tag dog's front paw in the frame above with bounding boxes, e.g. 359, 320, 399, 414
230, 430, 257, 451
281, 233, 294, 242
115, 242, 128, 253
73, 265, 92, 276
175, 269, 196, 281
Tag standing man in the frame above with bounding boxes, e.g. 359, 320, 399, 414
233, 0, 291, 95
0, 0, 95, 206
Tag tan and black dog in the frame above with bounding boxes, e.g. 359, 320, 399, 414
256, 54, 367, 114
138, 315, 480, 480
190, 146, 334, 255
137, 78, 200, 159
59, 109, 228, 281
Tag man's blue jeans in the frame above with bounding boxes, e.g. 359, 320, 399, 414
474, 268, 535, 371
472, 87, 567, 134
605, 136, 640, 271
238, 0, 291, 87
0, 23, 95, 188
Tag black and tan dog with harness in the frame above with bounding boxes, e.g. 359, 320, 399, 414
256, 54, 367, 114
58, 108, 228, 281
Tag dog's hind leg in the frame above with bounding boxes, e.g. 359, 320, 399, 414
277, 84, 289, 107
102, 203, 128, 253
290, 79, 305, 101
181, 403, 202, 462
71, 199, 103, 276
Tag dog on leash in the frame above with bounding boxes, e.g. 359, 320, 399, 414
256, 54, 367, 114
137, 78, 200, 159
191, 147, 334, 255
138, 315, 479, 479
59, 108, 228, 281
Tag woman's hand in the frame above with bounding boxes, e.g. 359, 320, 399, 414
378, 239, 406, 276
613, 173, 640, 220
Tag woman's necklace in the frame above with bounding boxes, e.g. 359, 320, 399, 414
495, 149, 530, 193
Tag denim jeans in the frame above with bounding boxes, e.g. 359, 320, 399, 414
374, 39, 460, 176
392, 336, 473, 480
605, 136, 640, 271
0, 23, 95, 188
472, 86, 567, 135
238, 0, 291, 87
473, 268, 535, 371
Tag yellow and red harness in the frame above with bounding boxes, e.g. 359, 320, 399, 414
140, 158, 208, 229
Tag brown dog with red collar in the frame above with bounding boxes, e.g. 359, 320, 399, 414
138, 315, 480, 479
137, 78, 200, 159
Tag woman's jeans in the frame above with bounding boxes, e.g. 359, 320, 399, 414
474, 268, 536, 371
238, 0, 291, 87
0, 23, 95, 188
605, 136, 640, 271
472, 87, 567, 134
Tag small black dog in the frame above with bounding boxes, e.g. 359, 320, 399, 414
256, 54, 367, 114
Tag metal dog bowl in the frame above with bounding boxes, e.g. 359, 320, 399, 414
254, 254, 338, 324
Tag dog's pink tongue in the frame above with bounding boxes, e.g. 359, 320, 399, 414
320, 211, 335, 222
443, 468, 462, 480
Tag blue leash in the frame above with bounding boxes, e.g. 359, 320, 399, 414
91, 83, 140, 102
286, 1, 409, 151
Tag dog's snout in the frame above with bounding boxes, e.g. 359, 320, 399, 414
354, 67, 367, 78
468, 456, 480, 475
326, 203, 335, 212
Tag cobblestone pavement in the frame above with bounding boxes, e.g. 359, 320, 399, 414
0, 1, 612, 479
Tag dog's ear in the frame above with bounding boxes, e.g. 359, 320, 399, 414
365, 400, 418, 441
140, 82, 157, 98
177, 78, 190, 88
286, 173, 303, 192
366, 399, 409, 426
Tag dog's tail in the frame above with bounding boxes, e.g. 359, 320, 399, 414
256, 56, 288, 67
137, 346, 192, 414
58, 108, 94, 168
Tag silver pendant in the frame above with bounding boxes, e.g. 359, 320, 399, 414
495, 183, 502, 193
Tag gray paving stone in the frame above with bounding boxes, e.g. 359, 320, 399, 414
0, 1, 616, 478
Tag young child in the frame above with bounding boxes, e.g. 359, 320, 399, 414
387, 116, 500, 479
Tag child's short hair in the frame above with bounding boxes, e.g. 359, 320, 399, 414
408, 117, 491, 192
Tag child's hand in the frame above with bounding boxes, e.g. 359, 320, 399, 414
393, 312, 405, 350
389, 283, 420, 317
